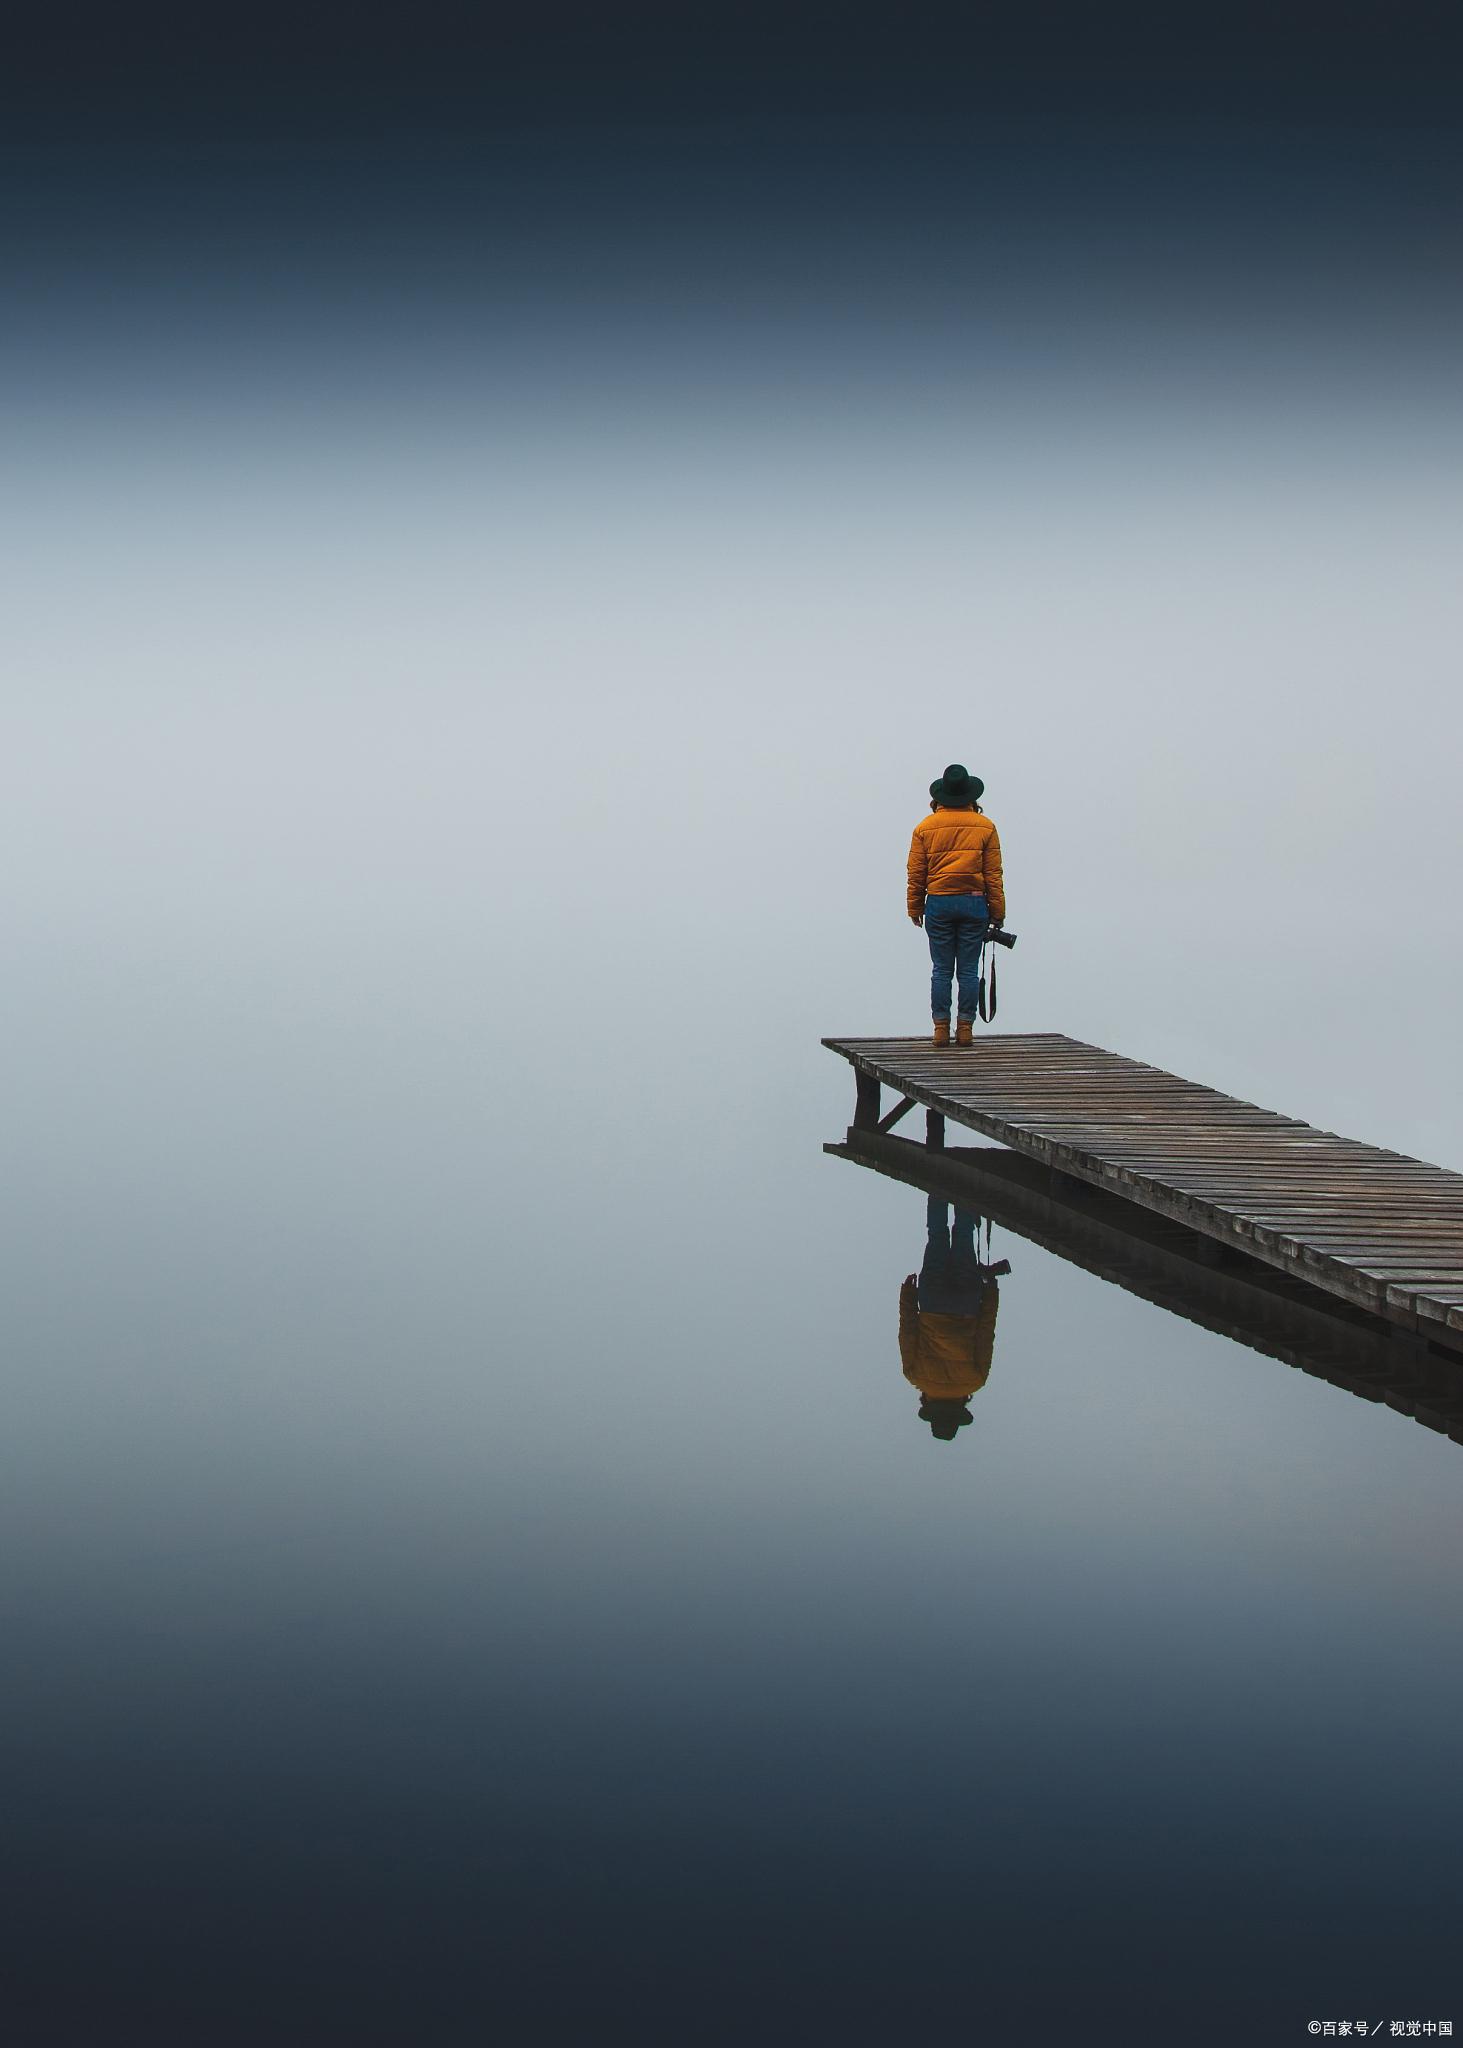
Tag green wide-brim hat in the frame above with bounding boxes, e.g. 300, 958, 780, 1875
930, 763, 984, 805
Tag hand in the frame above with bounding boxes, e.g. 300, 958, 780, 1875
909, 911, 923, 928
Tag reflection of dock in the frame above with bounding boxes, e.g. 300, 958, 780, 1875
824, 1034, 1463, 1349
827, 1129, 1463, 1445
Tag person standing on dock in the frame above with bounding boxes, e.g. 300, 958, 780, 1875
907, 764, 1006, 1045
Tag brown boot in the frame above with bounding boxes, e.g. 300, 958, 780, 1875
956, 1018, 974, 1046
932, 1018, 951, 1047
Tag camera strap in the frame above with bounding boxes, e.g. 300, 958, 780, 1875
977, 935, 997, 1021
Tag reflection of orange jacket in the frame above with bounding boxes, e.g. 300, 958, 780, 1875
899, 1278, 999, 1399
907, 807, 1006, 922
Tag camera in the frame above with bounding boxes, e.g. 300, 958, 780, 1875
988, 927, 1017, 949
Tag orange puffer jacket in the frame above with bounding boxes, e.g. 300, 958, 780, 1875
907, 806, 1006, 922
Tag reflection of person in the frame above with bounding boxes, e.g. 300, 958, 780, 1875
906, 764, 1006, 1047
899, 1196, 1004, 1441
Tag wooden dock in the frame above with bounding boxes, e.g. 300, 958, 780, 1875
824, 1033, 1463, 1357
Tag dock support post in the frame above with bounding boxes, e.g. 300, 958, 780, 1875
926, 1109, 945, 1150
852, 1069, 881, 1132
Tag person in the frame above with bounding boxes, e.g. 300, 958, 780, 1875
906, 763, 1006, 1046
898, 1196, 1005, 1441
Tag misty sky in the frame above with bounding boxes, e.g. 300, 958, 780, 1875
7, 86, 1461, 1163
3, 3, 1461, 1213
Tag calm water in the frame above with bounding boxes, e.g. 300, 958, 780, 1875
3, 981, 1461, 2045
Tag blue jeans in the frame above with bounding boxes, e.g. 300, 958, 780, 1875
924, 893, 989, 1020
